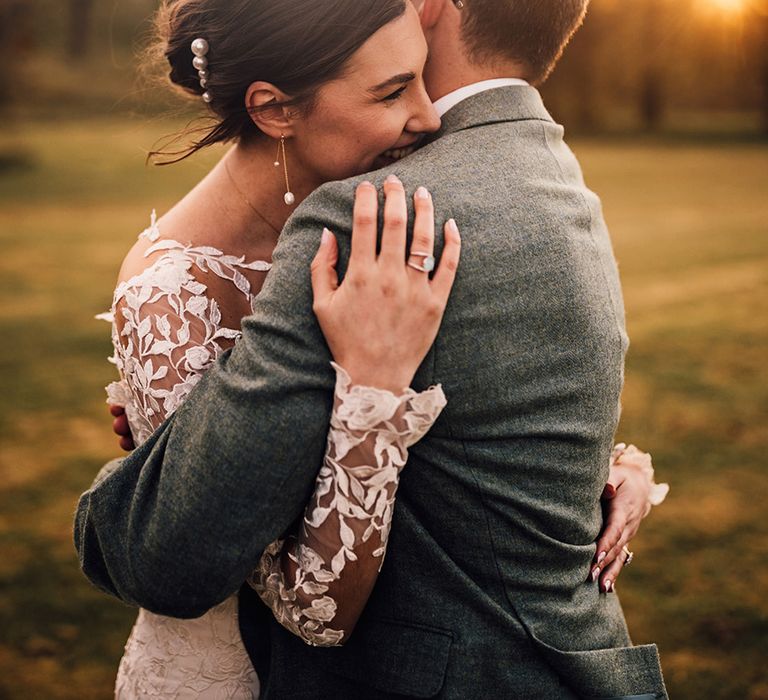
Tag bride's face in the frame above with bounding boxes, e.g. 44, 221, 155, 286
290, 4, 440, 182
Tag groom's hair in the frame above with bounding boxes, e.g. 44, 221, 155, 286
460, 0, 590, 85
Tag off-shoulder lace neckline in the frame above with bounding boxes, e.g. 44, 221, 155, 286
113, 238, 272, 303
116, 209, 273, 297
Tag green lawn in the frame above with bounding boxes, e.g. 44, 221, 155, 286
0, 119, 766, 699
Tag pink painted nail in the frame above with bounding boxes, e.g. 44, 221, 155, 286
385, 174, 401, 185
591, 567, 600, 583
415, 186, 430, 200
597, 552, 607, 565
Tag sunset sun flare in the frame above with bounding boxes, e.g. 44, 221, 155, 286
706, 0, 746, 12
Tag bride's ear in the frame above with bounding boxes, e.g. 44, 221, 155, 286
245, 81, 296, 139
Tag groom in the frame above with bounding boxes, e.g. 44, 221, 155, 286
76, 0, 666, 697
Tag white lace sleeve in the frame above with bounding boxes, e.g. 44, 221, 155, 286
104, 240, 270, 445
248, 363, 447, 647
103, 235, 446, 649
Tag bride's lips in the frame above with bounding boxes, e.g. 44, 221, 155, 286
380, 143, 419, 161
373, 139, 422, 169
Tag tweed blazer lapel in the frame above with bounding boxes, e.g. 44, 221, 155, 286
427, 85, 555, 143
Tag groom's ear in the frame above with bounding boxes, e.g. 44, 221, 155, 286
245, 81, 296, 139
418, 0, 448, 30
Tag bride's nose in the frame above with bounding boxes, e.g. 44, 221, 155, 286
408, 85, 441, 134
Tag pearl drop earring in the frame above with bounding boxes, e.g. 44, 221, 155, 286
275, 135, 295, 206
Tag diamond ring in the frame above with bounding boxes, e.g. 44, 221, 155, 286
408, 251, 436, 273
622, 546, 634, 567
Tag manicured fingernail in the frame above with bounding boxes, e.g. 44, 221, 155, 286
358, 180, 373, 189
321, 228, 332, 245
597, 551, 607, 564
604, 579, 613, 593
415, 186, 430, 200
614, 443, 627, 451
591, 567, 600, 582
447, 218, 458, 233
385, 174, 401, 185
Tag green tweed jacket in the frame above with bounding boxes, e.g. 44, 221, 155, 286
75, 86, 667, 699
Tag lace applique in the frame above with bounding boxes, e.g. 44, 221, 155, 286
100, 220, 447, 693
101, 225, 272, 698
609, 445, 670, 508
115, 598, 260, 699
249, 363, 447, 647
101, 238, 271, 445
139, 209, 161, 242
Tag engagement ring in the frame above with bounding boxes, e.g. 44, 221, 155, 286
622, 546, 634, 566
408, 251, 436, 273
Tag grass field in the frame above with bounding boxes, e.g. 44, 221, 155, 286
0, 118, 766, 699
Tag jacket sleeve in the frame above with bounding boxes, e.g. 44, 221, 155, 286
74, 181, 362, 618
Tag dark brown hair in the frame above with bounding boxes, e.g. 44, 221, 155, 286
460, 0, 589, 85
151, 0, 406, 162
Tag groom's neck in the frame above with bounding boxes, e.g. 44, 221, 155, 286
424, 51, 529, 103
422, 16, 529, 102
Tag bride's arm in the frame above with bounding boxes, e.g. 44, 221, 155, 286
107, 244, 250, 444
103, 184, 458, 642
75, 180, 460, 617
250, 365, 446, 646
248, 180, 458, 646
111, 269, 445, 645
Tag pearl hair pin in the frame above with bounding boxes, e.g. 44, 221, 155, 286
191, 38, 212, 103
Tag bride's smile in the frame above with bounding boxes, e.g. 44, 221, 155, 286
375, 137, 424, 169
280, 3, 440, 185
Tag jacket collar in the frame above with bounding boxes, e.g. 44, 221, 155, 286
427, 85, 555, 144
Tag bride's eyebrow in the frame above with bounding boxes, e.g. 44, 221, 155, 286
368, 72, 416, 94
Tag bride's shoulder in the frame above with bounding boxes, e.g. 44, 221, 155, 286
115, 211, 191, 289
114, 210, 271, 305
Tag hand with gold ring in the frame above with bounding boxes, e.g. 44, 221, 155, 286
590, 444, 655, 593
622, 546, 634, 567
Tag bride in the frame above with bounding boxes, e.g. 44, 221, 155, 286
97, 0, 660, 697
102, 1, 457, 697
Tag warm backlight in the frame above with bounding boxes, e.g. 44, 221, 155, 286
706, 0, 746, 12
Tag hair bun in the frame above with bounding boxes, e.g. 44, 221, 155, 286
161, 1, 208, 97
148, 0, 406, 163
167, 43, 205, 96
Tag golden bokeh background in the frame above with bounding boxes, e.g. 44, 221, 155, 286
0, 1, 766, 698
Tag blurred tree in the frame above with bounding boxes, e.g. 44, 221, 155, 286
0, 0, 32, 111
68, 0, 94, 60
639, 0, 666, 130
567, 1, 607, 130
754, 1, 768, 133
0, 0, 763, 132
543, 0, 619, 131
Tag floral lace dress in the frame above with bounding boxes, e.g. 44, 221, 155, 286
99, 218, 448, 699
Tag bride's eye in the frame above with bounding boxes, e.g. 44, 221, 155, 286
382, 86, 407, 103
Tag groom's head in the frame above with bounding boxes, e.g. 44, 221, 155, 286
414, 0, 589, 93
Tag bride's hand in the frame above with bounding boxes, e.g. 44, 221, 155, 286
592, 444, 657, 592
109, 404, 135, 452
311, 175, 461, 393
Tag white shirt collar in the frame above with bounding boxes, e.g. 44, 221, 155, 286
433, 78, 529, 118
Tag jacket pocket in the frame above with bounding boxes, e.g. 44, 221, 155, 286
325, 618, 454, 698
534, 637, 668, 700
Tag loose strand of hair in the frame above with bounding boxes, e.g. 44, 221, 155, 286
147, 117, 228, 165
